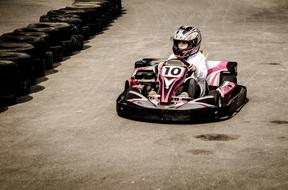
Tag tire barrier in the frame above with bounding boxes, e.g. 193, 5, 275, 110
0, 42, 41, 85
7, 31, 54, 70
0, 60, 18, 106
1, 33, 50, 69
0, 52, 32, 96
0, 0, 122, 107
39, 15, 86, 47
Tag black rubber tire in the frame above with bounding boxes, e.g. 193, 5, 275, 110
47, 9, 100, 35
27, 22, 72, 42
0, 33, 51, 74
115, 0, 122, 15
0, 32, 49, 53
220, 73, 237, 84
32, 58, 45, 78
44, 51, 54, 70
81, 26, 90, 40
0, 42, 40, 83
48, 9, 91, 24
135, 60, 149, 68
39, 14, 84, 38
0, 52, 32, 96
209, 90, 222, 107
15, 26, 60, 47
65, 5, 106, 30
0, 42, 34, 54
71, 35, 84, 51
124, 80, 130, 91
12, 31, 50, 41
0, 60, 18, 106
71, 2, 112, 25
49, 45, 63, 63
61, 39, 73, 56
227, 61, 238, 75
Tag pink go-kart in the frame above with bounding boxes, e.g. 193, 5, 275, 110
116, 58, 247, 123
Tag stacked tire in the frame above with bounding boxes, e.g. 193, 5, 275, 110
0, 32, 53, 71
0, 60, 18, 106
0, 52, 32, 97
39, 15, 85, 50
0, 0, 122, 107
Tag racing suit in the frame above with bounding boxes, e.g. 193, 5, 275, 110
168, 51, 208, 97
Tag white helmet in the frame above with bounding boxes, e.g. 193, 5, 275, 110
172, 26, 202, 58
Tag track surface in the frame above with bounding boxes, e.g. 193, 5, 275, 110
0, 0, 288, 189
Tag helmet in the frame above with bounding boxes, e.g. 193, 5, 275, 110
172, 26, 202, 58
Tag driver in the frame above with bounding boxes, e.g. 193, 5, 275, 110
168, 26, 208, 98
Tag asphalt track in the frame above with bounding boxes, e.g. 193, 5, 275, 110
0, 0, 288, 189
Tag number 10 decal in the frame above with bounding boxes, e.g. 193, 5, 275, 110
162, 66, 184, 77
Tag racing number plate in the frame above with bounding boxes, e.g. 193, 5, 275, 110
161, 66, 185, 78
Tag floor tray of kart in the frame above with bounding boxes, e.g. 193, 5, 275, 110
116, 58, 247, 122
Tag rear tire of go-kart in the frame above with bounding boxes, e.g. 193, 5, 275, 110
0, 60, 18, 106
220, 73, 237, 84
0, 52, 32, 96
209, 90, 222, 107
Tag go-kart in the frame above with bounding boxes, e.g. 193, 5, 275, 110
116, 57, 247, 122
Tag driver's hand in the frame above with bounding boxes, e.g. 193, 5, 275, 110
188, 64, 196, 72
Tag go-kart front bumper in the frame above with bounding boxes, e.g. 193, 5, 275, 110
116, 85, 247, 123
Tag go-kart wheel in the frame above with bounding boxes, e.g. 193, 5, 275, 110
134, 60, 148, 68
209, 90, 222, 107
124, 80, 130, 91
143, 72, 155, 79
220, 73, 237, 84
135, 58, 159, 68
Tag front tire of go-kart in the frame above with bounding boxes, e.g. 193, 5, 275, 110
124, 80, 130, 91
134, 60, 147, 68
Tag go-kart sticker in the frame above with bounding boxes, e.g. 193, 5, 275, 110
161, 66, 185, 78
